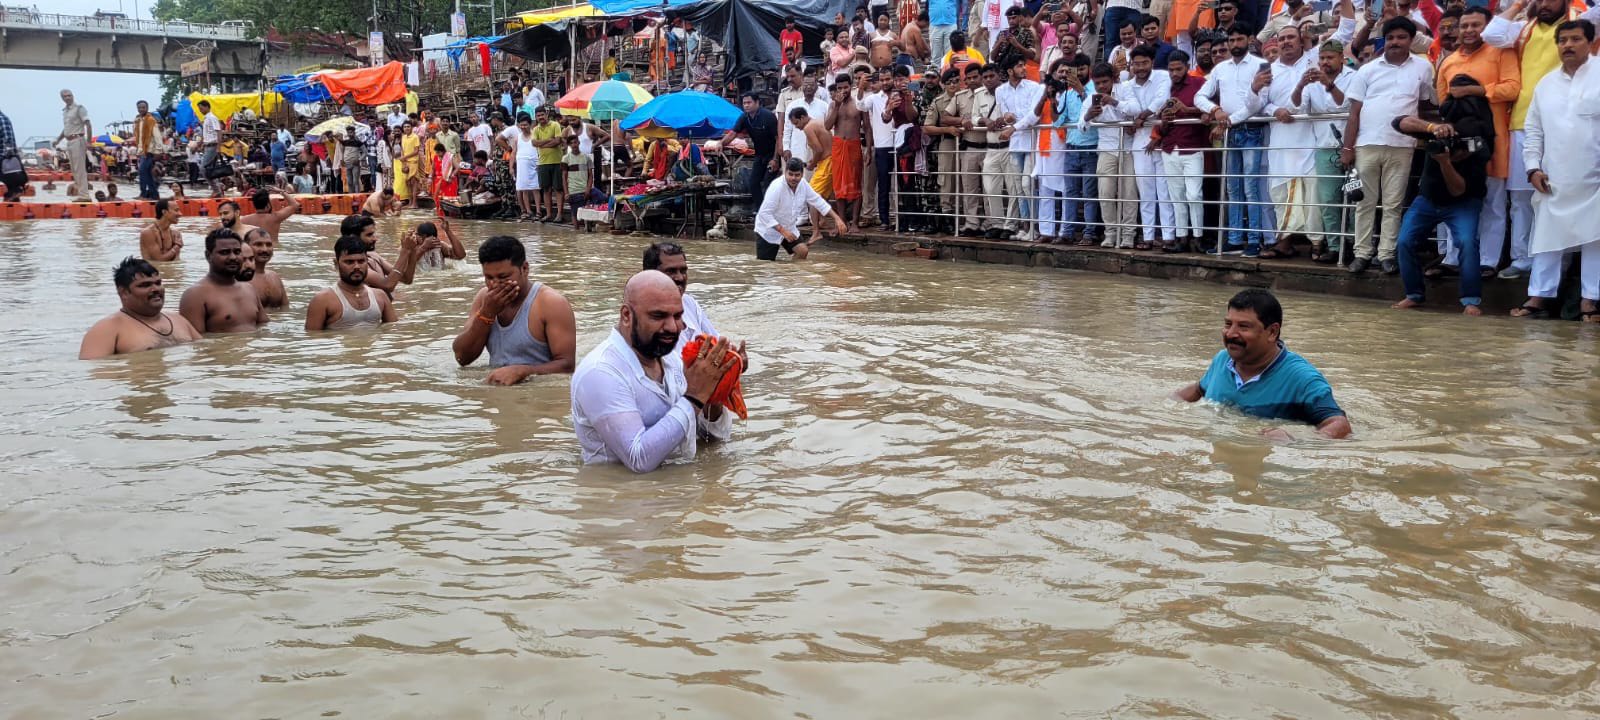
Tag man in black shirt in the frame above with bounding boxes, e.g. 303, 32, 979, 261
723, 92, 780, 213
1390, 74, 1496, 316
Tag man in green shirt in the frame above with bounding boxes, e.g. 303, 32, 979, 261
532, 107, 567, 222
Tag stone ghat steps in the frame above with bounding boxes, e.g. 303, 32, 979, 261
0, 193, 372, 221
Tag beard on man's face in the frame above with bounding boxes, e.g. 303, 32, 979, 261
630, 316, 679, 359
235, 265, 256, 282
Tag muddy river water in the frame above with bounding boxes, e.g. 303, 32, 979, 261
2, 213, 1599, 718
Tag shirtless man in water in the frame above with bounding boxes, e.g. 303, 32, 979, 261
79, 257, 202, 359
361, 188, 404, 217
824, 73, 865, 233
211, 200, 261, 242
178, 228, 269, 335
340, 213, 418, 295
243, 227, 287, 309
139, 199, 183, 262
239, 186, 300, 241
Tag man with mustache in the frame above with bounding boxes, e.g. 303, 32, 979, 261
452, 236, 576, 386
1510, 19, 1600, 321
1172, 289, 1351, 439
1195, 24, 1273, 256
211, 200, 262, 243
138, 199, 183, 262
178, 228, 269, 335
340, 214, 418, 295
571, 270, 738, 473
242, 227, 287, 309
305, 236, 398, 331
79, 257, 202, 359
1481, 0, 1591, 280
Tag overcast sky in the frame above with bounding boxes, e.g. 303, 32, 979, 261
7, 0, 165, 142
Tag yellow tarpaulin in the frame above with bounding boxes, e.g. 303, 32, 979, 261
515, 3, 599, 27
188, 91, 283, 121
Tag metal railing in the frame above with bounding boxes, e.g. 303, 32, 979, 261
879, 111, 1367, 266
0, 10, 252, 40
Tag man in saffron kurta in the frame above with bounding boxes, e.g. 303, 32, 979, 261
1436, 6, 1521, 276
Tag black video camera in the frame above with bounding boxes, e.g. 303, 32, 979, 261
1423, 135, 1485, 156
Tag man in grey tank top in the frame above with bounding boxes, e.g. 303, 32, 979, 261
305, 236, 398, 331
452, 236, 577, 385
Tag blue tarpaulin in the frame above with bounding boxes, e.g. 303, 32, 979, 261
173, 97, 197, 134
589, 0, 702, 14
273, 73, 333, 104
443, 35, 502, 70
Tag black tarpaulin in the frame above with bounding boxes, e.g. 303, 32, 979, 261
490, 21, 580, 61
673, 0, 852, 81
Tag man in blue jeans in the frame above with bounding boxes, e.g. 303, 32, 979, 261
1391, 78, 1495, 316
1194, 25, 1271, 256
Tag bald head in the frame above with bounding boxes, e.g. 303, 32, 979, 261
620, 271, 685, 360
624, 270, 680, 306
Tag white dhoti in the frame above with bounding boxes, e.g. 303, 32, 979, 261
515, 152, 540, 192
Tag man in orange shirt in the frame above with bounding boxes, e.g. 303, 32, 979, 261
780, 18, 805, 67
1436, 6, 1520, 277
131, 100, 162, 200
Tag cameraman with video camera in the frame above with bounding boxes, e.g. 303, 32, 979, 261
1390, 73, 1496, 316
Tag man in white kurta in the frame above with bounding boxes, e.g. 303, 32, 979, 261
1512, 20, 1600, 320
1262, 27, 1318, 255
571, 272, 735, 472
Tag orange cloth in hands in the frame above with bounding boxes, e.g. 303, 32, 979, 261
681, 336, 747, 420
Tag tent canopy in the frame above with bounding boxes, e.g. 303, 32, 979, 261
515, 2, 602, 25
175, 91, 284, 133
318, 62, 409, 106
273, 72, 333, 104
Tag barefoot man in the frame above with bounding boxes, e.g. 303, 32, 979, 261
305, 235, 398, 331
789, 106, 836, 244
452, 235, 577, 385
243, 227, 288, 309
178, 228, 269, 335
139, 199, 183, 262
756, 158, 848, 260
79, 257, 202, 359
824, 73, 865, 233
239, 186, 301, 241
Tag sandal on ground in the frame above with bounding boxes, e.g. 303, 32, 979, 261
1510, 303, 1549, 319
1582, 309, 1600, 323
1424, 264, 1459, 280
1258, 245, 1299, 260
1480, 267, 1499, 280
1311, 246, 1339, 264
1133, 242, 1152, 251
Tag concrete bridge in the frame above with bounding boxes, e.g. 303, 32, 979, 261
0, 9, 266, 76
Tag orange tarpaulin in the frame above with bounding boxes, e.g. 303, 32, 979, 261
317, 62, 409, 106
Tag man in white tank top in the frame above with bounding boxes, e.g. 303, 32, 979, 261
305, 236, 398, 331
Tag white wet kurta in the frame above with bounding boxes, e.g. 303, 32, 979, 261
1523, 56, 1600, 255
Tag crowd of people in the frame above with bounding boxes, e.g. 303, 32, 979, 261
726, 0, 1599, 316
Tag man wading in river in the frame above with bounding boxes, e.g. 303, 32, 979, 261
79, 257, 202, 359
452, 236, 577, 386
178, 228, 269, 336
139, 199, 183, 262
243, 227, 287, 310
1172, 289, 1352, 439
305, 236, 398, 331
570, 270, 736, 473
239, 186, 300, 243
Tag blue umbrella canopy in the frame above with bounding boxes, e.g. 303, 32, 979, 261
620, 91, 743, 139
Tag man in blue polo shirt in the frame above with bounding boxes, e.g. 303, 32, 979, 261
1172, 289, 1352, 439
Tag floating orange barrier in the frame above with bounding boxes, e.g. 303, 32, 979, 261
0, 203, 22, 221
0, 194, 397, 222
